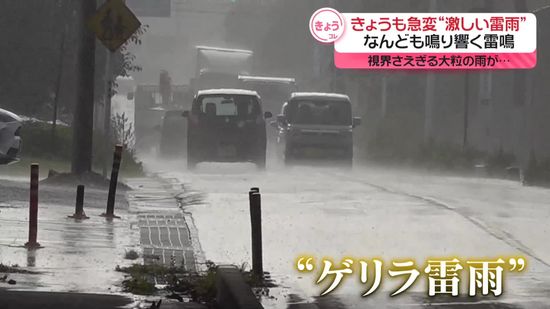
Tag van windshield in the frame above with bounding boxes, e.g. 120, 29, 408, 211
197, 94, 261, 118
286, 99, 351, 125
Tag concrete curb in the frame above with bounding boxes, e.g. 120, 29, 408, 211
216, 265, 263, 309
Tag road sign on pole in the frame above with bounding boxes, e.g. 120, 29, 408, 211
72, 0, 97, 176
88, 0, 142, 52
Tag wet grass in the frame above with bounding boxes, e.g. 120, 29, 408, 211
115, 264, 167, 295
0, 157, 70, 178
116, 261, 276, 304
172, 261, 217, 304
0, 263, 40, 274
235, 262, 277, 288
121, 274, 156, 295
238, 262, 278, 302
115, 261, 218, 303
0, 155, 144, 180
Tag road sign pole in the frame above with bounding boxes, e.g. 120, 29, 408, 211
71, 0, 97, 175
88, 0, 141, 177
102, 50, 113, 178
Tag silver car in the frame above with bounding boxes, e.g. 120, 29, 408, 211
0, 108, 22, 164
274, 92, 361, 166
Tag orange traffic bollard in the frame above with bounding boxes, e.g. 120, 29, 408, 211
25, 164, 41, 249
69, 185, 89, 220
102, 145, 123, 219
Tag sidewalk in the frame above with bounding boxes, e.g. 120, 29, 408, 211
125, 177, 208, 308
0, 179, 135, 293
0, 174, 209, 308
125, 177, 203, 272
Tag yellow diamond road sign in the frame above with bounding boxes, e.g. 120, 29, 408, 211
89, 0, 142, 52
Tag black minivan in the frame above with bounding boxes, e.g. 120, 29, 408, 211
183, 89, 272, 169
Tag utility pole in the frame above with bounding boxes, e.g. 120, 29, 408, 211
102, 51, 113, 178
71, 0, 97, 175
52, 0, 72, 151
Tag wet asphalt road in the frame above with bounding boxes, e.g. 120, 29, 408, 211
1, 157, 549, 308
142, 157, 550, 309
0, 290, 131, 309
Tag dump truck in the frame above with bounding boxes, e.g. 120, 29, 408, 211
191, 46, 254, 93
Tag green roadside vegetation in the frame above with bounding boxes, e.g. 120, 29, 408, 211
0, 263, 40, 275
116, 260, 275, 305
116, 261, 217, 303
0, 120, 143, 179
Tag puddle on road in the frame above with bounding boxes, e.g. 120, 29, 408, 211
0, 204, 137, 293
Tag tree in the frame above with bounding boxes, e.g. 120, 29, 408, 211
0, 0, 76, 117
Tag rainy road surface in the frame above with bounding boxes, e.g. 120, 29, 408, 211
143, 158, 550, 309
0, 181, 136, 294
